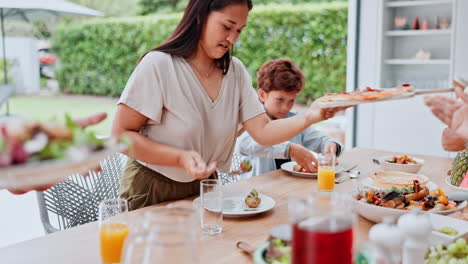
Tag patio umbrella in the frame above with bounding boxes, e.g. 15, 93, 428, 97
0, 0, 104, 114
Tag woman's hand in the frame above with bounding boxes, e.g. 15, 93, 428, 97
441, 128, 467, 151
289, 143, 318, 173
424, 96, 462, 126
305, 101, 350, 124
451, 104, 468, 141
180, 150, 217, 180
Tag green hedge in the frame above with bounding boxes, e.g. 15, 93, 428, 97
53, 2, 348, 103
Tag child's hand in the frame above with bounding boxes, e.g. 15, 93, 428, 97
324, 142, 338, 155
324, 142, 339, 165
289, 143, 318, 173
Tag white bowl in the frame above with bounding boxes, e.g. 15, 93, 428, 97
429, 214, 468, 246
353, 199, 467, 223
378, 155, 424, 174
445, 176, 468, 192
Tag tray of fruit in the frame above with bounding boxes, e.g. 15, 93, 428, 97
0, 115, 127, 190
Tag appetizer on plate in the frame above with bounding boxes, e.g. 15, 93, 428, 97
354, 180, 457, 211
245, 189, 261, 208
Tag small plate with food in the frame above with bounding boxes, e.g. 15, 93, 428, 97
362, 171, 438, 190
377, 155, 424, 174
0, 115, 127, 189
280, 161, 344, 178
353, 180, 467, 223
193, 189, 275, 217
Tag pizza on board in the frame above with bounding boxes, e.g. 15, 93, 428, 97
319, 84, 415, 102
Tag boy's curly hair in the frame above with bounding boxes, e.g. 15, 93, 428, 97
257, 59, 304, 93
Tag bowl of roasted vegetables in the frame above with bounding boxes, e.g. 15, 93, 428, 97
353, 180, 467, 223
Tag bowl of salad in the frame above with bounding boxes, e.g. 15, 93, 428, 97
378, 155, 424, 174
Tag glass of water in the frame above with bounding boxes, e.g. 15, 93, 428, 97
200, 179, 223, 235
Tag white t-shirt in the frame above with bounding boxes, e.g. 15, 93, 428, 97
118, 51, 265, 182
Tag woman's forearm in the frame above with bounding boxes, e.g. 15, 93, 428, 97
118, 130, 186, 167
245, 112, 319, 147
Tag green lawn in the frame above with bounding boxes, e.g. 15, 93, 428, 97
0, 95, 117, 136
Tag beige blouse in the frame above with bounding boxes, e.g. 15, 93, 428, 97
118, 51, 265, 182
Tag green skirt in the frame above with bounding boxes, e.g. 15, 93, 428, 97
119, 158, 217, 211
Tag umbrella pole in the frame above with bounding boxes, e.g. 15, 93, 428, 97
1, 8, 9, 115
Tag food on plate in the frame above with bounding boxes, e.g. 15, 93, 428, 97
239, 159, 252, 172
450, 149, 468, 187
370, 171, 429, 190
354, 180, 458, 211
293, 163, 317, 173
245, 189, 261, 208
266, 238, 291, 264
0, 114, 105, 167
386, 154, 418, 164
433, 227, 459, 236
426, 238, 468, 263
265, 224, 291, 264
319, 84, 414, 103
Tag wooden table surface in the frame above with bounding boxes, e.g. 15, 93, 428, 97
0, 148, 458, 264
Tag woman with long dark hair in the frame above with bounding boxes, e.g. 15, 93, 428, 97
112, 0, 346, 210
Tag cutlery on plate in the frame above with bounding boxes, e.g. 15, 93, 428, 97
237, 241, 255, 256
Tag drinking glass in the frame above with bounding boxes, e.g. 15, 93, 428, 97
122, 206, 199, 264
289, 192, 356, 264
317, 152, 336, 191
200, 179, 223, 235
99, 198, 129, 264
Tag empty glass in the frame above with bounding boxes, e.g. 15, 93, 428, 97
122, 207, 198, 264
200, 179, 223, 235
99, 198, 129, 264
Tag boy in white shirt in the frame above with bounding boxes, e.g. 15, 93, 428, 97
236, 59, 342, 177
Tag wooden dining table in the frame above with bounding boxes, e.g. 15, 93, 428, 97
0, 148, 461, 264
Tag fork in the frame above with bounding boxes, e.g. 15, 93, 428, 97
335, 171, 360, 184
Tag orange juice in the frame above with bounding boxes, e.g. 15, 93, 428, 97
318, 166, 335, 191
100, 223, 129, 264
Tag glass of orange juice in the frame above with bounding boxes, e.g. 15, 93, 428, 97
317, 153, 336, 191
99, 198, 129, 264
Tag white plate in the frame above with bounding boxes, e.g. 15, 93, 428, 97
281, 161, 344, 178
445, 176, 468, 192
353, 199, 467, 223
317, 92, 414, 108
193, 193, 275, 218
361, 176, 438, 190
0, 144, 125, 189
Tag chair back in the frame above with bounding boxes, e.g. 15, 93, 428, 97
37, 153, 127, 233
